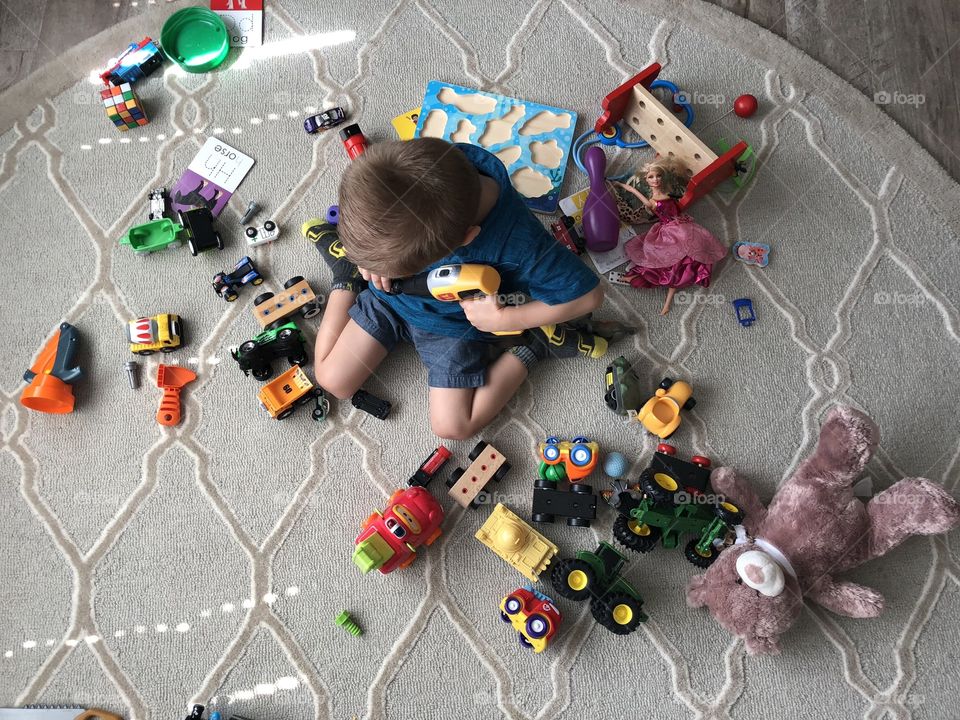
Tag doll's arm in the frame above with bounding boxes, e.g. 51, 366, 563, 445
710, 467, 767, 534
614, 181, 655, 210
806, 577, 884, 617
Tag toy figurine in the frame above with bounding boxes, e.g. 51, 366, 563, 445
616, 159, 727, 315
687, 406, 960, 654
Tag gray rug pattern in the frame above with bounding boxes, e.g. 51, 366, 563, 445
2, 1, 960, 718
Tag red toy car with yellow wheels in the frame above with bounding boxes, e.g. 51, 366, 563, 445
499, 586, 562, 653
353, 486, 443, 575
537, 436, 599, 482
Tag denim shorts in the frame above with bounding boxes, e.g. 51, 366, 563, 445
348, 290, 499, 389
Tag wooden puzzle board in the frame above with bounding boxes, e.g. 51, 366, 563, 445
413, 81, 577, 213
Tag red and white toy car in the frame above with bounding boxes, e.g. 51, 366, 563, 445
499, 586, 562, 653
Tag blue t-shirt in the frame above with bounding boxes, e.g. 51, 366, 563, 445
371, 144, 599, 340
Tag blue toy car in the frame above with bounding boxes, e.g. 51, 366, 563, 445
732, 298, 756, 327
100, 37, 164, 86
303, 107, 347, 134
212, 256, 264, 302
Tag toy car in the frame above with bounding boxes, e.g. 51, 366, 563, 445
244, 220, 280, 247
178, 207, 223, 256
303, 107, 347, 134
232, 321, 307, 381
499, 586, 562, 653
257, 364, 327, 421
120, 217, 183, 255
127, 314, 183, 355
604, 356, 644, 416
353, 486, 443, 574
148, 188, 168, 221
635, 378, 695, 438
550, 214, 584, 255
604, 443, 743, 567
732, 298, 756, 327
213, 256, 264, 302
475, 503, 558, 583
447, 440, 510, 509
408, 446, 452, 487
351, 389, 391, 419
537, 436, 599, 483
253, 276, 323, 329
99, 37, 164, 86
550, 542, 647, 635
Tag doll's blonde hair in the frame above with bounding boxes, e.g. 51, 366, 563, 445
640, 157, 691, 195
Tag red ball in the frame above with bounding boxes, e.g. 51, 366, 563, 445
734, 94, 758, 118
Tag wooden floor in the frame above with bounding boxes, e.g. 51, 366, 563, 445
1, 0, 958, 178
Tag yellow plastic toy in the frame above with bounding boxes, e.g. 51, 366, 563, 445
636, 377, 695, 439
475, 503, 559, 582
127, 313, 183, 355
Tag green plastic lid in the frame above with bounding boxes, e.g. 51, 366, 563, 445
160, 7, 229, 73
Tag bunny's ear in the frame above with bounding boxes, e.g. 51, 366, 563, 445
686, 573, 710, 608
710, 467, 767, 535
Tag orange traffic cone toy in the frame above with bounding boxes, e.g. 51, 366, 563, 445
20, 322, 83, 414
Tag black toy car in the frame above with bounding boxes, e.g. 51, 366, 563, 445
351, 389, 391, 419
212, 256, 264, 302
232, 321, 307, 380
303, 106, 347, 134
179, 207, 224, 256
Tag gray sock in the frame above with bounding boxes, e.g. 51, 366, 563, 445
509, 345, 538, 370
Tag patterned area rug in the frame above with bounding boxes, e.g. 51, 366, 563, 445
2, 1, 959, 718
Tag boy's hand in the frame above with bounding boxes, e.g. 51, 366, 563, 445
358, 267, 392, 293
460, 294, 515, 333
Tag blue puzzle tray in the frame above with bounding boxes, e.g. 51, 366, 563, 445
414, 80, 577, 214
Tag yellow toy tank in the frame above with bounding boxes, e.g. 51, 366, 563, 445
475, 503, 558, 582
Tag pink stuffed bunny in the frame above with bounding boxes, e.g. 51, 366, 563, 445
687, 405, 960, 654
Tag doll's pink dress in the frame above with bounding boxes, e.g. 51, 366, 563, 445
624, 198, 727, 289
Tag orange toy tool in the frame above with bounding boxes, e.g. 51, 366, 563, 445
21, 322, 83, 414
155, 364, 197, 426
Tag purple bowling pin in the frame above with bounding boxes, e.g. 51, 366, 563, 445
582, 146, 619, 252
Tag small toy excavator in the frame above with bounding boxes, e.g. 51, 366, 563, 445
21, 322, 83, 414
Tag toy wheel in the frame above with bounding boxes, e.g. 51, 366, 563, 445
245, 227, 257, 239
225, 291, 239, 303
656, 443, 677, 455
301, 301, 322, 319
491, 462, 510, 482
613, 515, 662, 553
525, 614, 550, 639
683, 397, 696, 411
518, 634, 534, 650
276, 408, 295, 420
189, 241, 199, 257
684, 538, 718, 568
550, 559, 595, 602
713, 500, 744, 526
288, 353, 307, 366
567, 516, 591, 528
264, 220, 276, 232
541, 443, 561, 463
691, 455, 711, 468
278, 328, 294, 340
530, 510, 555, 524
570, 482, 593, 495
639, 468, 680, 506
254, 292, 275, 306
160, 346, 177, 354
569, 442, 593, 468
658, 377, 674, 390
284, 276, 305, 289
590, 593, 643, 635
252, 367, 272, 381
136, 349, 155, 356
534, 478, 554, 490
468, 441, 488, 461
252, 276, 264, 286
312, 394, 330, 422
215, 233, 224, 250
571, 435, 589, 444
502, 594, 523, 616
446, 467, 463, 489
604, 388, 618, 411
239, 340, 257, 354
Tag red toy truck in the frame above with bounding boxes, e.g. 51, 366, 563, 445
353, 486, 443, 574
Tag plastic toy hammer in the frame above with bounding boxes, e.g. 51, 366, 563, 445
155, 364, 197, 426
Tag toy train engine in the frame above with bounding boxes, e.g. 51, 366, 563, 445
604, 443, 744, 567
408, 446, 452, 487
353, 486, 443, 574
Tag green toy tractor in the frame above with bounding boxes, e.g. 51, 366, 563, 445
550, 541, 647, 635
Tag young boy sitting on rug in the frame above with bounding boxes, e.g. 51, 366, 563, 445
304, 138, 629, 440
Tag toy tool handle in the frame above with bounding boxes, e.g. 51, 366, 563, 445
51, 322, 82, 384
582, 146, 620, 252
157, 387, 183, 426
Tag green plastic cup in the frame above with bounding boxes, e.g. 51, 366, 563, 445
161, 7, 230, 73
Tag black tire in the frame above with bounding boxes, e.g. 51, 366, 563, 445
301, 301, 322, 319
550, 559, 595, 602
189, 240, 199, 257
245, 227, 257, 239
136, 349, 155, 356
284, 276, 305, 289
252, 276, 264, 286
567, 516, 591, 528
590, 593, 644, 635
684, 537, 718, 568
275, 408, 295, 420
658, 377, 674, 390
264, 220, 276, 231
254, 292, 274, 306
683, 397, 696, 411
639, 468, 679, 506
530, 511, 554, 524
278, 328, 294, 340
613, 515, 662, 553
239, 340, 258, 355
604, 388, 617, 411
225, 291, 238, 303
215, 233, 224, 250
446, 467, 464, 489
252, 366, 272, 381
468, 441, 488, 462
491, 462, 510, 482
570, 482, 593, 495
534, 478, 554, 489
288, 353, 307, 366
160, 346, 176, 354
714, 501, 744, 526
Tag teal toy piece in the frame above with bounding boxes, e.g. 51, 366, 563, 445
414, 80, 577, 213
120, 217, 184, 255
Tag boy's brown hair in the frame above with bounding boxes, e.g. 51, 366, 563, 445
338, 138, 481, 277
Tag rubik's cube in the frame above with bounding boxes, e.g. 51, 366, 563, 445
100, 83, 148, 131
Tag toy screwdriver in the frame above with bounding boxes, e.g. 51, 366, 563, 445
388, 264, 521, 336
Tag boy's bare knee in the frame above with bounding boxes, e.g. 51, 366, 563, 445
431, 416, 475, 441
314, 363, 357, 401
